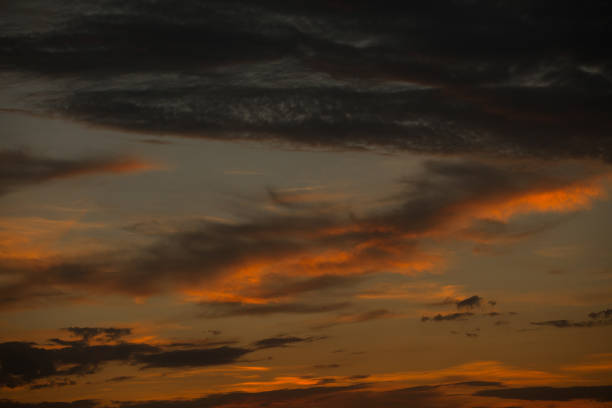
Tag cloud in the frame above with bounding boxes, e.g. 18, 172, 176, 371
1, 159, 608, 310
134, 346, 251, 369
1, 1, 611, 161
29, 378, 76, 390
105, 376, 134, 383
90, 384, 461, 408
0, 329, 321, 388
0, 401, 99, 408
312, 309, 396, 329
456, 295, 483, 310
588, 308, 612, 319
0, 149, 157, 196
314, 364, 340, 369
252, 336, 320, 350
531, 308, 612, 328
475, 385, 612, 402
199, 301, 351, 317
64, 327, 132, 343
0, 341, 158, 388
421, 312, 474, 322
0, 380, 556, 408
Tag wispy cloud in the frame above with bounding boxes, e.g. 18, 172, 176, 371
0, 149, 159, 196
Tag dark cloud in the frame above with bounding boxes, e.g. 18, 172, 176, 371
312, 309, 396, 329
0, 329, 320, 388
1, 383, 469, 408
199, 301, 351, 318
421, 312, 474, 322
0, 341, 157, 388
252, 336, 321, 349
246, 274, 365, 300
460, 216, 567, 245
29, 378, 76, 390
134, 346, 251, 369
1, 1, 611, 160
475, 385, 612, 402
105, 376, 134, 383
531, 308, 612, 328
0, 401, 99, 408
64, 327, 132, 343
456, 295, 482, 310
588, 308, 612, 319
0, 149, 153, 196
452, 381, 503, 387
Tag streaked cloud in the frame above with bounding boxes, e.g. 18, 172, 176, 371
0, 149, 159, 196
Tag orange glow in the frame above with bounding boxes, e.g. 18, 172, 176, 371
479, 182, 605, 221
53, 158, 162, 179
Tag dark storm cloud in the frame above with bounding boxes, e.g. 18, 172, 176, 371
475, 385, 612, 402
530, 308, 612, 328
199, 301, 351, 317
2, 159, 604, 310
1, 1, 611, 160
0, 330, 318, 388
0, 149, 153, 196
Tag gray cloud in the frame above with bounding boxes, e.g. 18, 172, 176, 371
199, 301, 351, 318
312, 309, 396, 329
64, 327, 132, 343
421, 312, 474, 322
531, 308, 612, 328
133, 346, 251, 369
475, 385, 612, 402
0, 149, 152, 196
252, 336, 321, 350
456, 295, 483, 310
588, 308, 612, 319
1, 1, 611, 160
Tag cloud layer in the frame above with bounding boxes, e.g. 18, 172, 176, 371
1, 159, 608, 309
1, 1, 611, 160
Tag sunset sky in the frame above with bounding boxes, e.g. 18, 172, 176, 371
1, 1, 611, 407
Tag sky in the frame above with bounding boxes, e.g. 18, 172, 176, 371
0, 1, 611, 407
